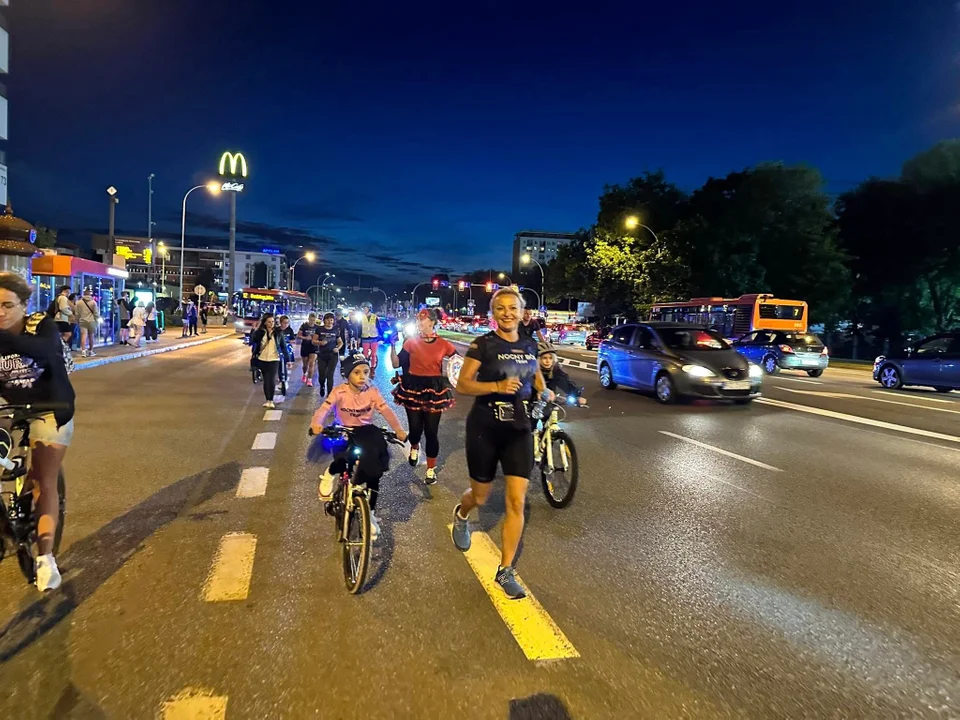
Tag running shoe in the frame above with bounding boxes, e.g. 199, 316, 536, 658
263, 401, 275, 409
495, 566, 526, 600
408, 448, 419, 466
306, 379, 314, 387
425, 468, 437, 485
369, 511, 381, 542
301, 374, 308, 383
318, 468, 336, 500
451, 504, 471, 551
36, 554, 62, 592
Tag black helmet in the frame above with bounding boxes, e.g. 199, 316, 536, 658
340, 352, 370, 378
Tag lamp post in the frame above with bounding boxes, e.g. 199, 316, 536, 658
289, 251, 316, 291
179, 182, 221, 305
157, 241, 169, 294
520, 254, 544, 312
625, 215, 660, 243
321, 273, 336, 309
147, 174, 156, 285
498, 272, 512, 285
410, 282, 428, 312
106, 186, 118, 258
521, 287, 540, 311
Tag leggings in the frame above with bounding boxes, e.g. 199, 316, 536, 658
316, 354, 338, 394
256, 359, 280, 402
145, 319, 158, 341
361, 339, 379, 368
405, 408, 442, 458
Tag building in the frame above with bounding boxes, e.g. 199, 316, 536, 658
511, 230, 577, 277
91, 235, 288, 298
0, 2, 10, 208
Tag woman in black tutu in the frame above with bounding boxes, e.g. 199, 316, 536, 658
391, 309, 458, 484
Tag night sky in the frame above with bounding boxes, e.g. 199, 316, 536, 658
8, 0, 959, 290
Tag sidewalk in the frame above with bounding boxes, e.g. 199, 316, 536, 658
72, 326, 236, 371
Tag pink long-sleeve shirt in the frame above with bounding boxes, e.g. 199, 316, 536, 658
312, 383, 404, 433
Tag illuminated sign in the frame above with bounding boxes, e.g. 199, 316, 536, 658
261, 248, 281, 255
107, 267, 130, 279
28, 228, 36, 244
221, 182, 244, 192
243, 292, 276, 302
218, 151, 248, 178
425, 296, 440, 307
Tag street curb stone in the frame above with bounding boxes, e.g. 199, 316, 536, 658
73, 333, 232, 372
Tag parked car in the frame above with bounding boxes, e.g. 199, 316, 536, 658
873, 332, 960, 392
585, 331, 603, 351
731, 331, 829, 377
597, 322, 763, 404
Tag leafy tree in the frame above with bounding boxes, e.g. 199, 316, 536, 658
34, 226, 57, 249
596, 170, 688, 234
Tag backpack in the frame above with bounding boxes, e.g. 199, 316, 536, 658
46, 298, 58, 318
25, 312, 75, 374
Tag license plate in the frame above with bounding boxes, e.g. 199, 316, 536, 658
802, 359, 819, 366
724, 380, 751, 390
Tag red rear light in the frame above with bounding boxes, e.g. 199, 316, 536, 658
821, 347, 829, 356
779, 344, 794, 354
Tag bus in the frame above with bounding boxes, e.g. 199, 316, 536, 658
649, 294, 807, 340
232, 288, 312, 335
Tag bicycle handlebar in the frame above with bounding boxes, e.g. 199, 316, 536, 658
308, 424, 406, 445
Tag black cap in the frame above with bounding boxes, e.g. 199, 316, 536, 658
340, 352, 370, 378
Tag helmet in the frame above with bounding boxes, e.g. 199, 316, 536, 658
340, 352, 370, 378
361, 302, 372, 310
537, 341, 557, 357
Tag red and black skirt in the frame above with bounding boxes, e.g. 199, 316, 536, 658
393, 373, 455, 412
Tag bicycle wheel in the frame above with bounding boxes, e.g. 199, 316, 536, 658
540, 431, 579, 508
341, 492, 371, 594
53, 469, 66, 554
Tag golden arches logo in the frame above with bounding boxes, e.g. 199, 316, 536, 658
218, 151, 248, 178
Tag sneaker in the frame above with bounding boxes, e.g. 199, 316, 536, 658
306, 379, 314, 387
451, 504, 471, 551
263, 401, 275, 409
89, 350, 97, 356
408, 448, 420, 467
80, 350, 88, 358
35, 554, 61, 592
301, 374, 308, 383
425, 467, 438, 485
318, 468, 337, 500
369, 511, 381, 542
495, 566, 526, 600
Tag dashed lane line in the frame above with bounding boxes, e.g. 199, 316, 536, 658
447, 524, 579, 662
251, 432, 277, 450
659, 431, 784, 472
236, 467, 269, 498
773, 386, 960, 415
202, 533, 257, 602
769, 375, 823, 385
262, 409, 283, 421
871, 389, 956, 404
161, 689, 228, 719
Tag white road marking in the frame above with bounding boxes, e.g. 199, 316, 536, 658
262, 409, 282, 421
236, 467, 269, 498
756, 398, 960, 444
659, 431, 783, 472
871, 389, 955, 404
770, 376, 822, 385
251, 432, 277, 450
774, 387, 960, 415
161, 689, 228, 719
203, 533, 257, 602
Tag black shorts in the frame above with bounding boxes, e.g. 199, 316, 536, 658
465, 405, 534, 483
300, 343, 317, 358
120, 319, 130, 329
56, 321, 72, 334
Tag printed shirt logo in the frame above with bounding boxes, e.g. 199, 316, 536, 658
0, 353, 43, 389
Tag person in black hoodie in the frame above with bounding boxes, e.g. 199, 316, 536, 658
0, 272, 75, 592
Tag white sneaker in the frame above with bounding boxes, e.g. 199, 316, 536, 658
318, 468, 337, 500
36, 553, 61, 592
89, 350, 97, 356
408, 448, 419, 467
369, 511, 381, 542
425, 467, 438, 485
80, 350, 88, 358
263, 401, 275, 409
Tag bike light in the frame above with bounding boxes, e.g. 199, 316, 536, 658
749, 364, 763, 378
567, 395, 577, 405
320, 434, 348, 454
682, 364, 715, 378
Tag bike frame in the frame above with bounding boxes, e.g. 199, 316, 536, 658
533, 404, 570, 475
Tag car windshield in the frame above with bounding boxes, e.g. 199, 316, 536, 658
781, 333, 822, 347
659, 328, 730, 351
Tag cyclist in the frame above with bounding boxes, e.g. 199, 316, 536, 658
359, 302, 381, 376
0, 272, 75, 591
314, 313, 343, 395
250, 313, 294, 409
310, 352, 407, 540
299, 312, 320, 386
538, 342, 587, 404
390, 308, 457, 484
451, 287, 553, 599
518, 307, 546, 343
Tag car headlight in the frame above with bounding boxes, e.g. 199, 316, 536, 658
404, 323, 417, 337
681, 364, 715, 378
748, 364, 763, 378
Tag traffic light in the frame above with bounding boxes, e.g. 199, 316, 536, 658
458, 280, 468, 291
485, 281, 493, 293
432, 279, 440, 290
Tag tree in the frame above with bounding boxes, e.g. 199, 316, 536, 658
595, 170, 688, 234
34, 226, 57, 249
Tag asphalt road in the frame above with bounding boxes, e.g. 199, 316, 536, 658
0, 337, 957, 718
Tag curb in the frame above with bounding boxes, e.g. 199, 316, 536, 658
73, 333, 232, 372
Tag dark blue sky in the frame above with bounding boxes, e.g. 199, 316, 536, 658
8, 0, 959, 288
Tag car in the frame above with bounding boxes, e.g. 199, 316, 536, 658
873, 332, 960, 392
731, 330, 829, 377
585, 329, 604, 351
597, 322, 763, 404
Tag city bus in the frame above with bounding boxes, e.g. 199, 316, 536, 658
648, 294, 807, 340
232, 288, 312, 335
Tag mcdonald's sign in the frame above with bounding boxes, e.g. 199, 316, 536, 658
218, 151, 248, 179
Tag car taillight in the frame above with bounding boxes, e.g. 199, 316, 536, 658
820, 347, 829, 356
779, 344, 794, 354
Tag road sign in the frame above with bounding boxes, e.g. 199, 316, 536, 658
195, 284, 207, 298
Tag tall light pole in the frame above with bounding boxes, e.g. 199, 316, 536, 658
289, 251, 316, 291
521, 287, 541, 311
157, 241, 168, 294
625, 215, 660, 243
321, 273, 335, 309
147, 174, 156, 285
410, 282, 428, 312
106, 186, 118, 259
179, 182, 221, 304
520, 254, 544, 312
498, 272, 512, 285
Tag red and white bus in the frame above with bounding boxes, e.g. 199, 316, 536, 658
232, 288, 312, 334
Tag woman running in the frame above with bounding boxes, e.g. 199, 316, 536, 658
450, 287, 553, 599
390, 308, 457, 484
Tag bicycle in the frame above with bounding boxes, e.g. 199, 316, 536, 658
529, 393, 584, 508
308, 424, 404, 594
0, 403, 67, 585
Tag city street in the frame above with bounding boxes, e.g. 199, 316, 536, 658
0, 338, 957, 719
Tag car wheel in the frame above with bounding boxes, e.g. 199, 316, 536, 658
655, 373, 676, 405
599, 363, 617, 390
807, 369, 824, 378
934, 387, 953, 394
878, 364, 903, 389
762, 355, 780, 375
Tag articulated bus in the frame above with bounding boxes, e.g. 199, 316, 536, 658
232, 287, 312, 335
648, 294, 807, 340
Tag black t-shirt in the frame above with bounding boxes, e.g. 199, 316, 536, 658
299, 322, 317, 341
280, 326, 296, 343
518, 318, 542, 341
465, 331, 538, 405
0, 316, 75, 427
314, 327, 339, 355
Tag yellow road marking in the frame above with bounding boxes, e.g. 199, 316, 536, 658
203, 533, 257, 602
448, 524, 579, 661
161, 688, 227, 719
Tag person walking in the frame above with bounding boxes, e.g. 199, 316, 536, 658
390, 308, 457, 484
199, 302, 209, 334
450, 287, 553, 599
518, 307, 546, 343
249, 312, 294, 409
75, 288, 100, 357
116, 291, 132, 345
314, 312, 343, 394
335, 309, 354, 356
52, 286, 75, 348
360, 302, 381, 376
128, 301, 146, 347
144, 302, 159, 343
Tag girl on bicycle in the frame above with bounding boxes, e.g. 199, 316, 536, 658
310, 352, 407, 540
537, 342, 587, 404
0, 272, 75, 592
390, 308, 457, 484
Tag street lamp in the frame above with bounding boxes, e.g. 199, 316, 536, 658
410, 282, 428, 311
498, 272, 512, 285
624, 215, 660, 243
180, 182, 221, 304
106, 186, 119, 258
157, 241, 169, 294
321, 273, 336, 309
520, 253, 544, 312
521, 287, 541, 310
289, 251, 316, 291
